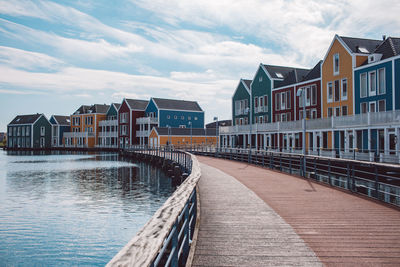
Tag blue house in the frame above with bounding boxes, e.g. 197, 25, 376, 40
137, 98, 204, 145
50, 115, 71, 147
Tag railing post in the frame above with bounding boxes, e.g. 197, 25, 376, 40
171, 222, 178, 267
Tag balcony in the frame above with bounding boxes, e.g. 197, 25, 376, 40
99, 119, 118, 127
99, 131, 118, 138
63, 132, 95, 138
136, 130, 151, 137
255, 106, 268, 113
137, 117, 158, 125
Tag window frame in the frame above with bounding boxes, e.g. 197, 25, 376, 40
369, 70, 377, 96
369, 101, 376, 112
327, 82, 333, 103
341, 78, 348, 100
378, 99, 386, 112
377, 68, 385, 95
360, 73, 367, 98
333, 53, 340, 75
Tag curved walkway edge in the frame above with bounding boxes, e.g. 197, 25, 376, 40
195, 156, 400, 266
191, 162, 322, 266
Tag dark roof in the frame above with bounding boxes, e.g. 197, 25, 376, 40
373, 37, 400, 60
52, 115, 70, 125
9, 114, 42, 125
89, 104, 109, 114
152, 98, 203, 112
113, 103, 121, 110
206, 120, 231, 128
302, 61, 322, 82
263, 64, 309, 80
74, 105, 91, 115
243, 79, 252, 89
154, 127, 216, 136
340, 36, 383, 54
126, 99, 148, 110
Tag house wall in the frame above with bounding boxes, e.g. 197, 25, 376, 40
32, 116, 51, 148
354, 61, 393, 113
107, 105, 118, 118
131, 110, 145, 145
7, 125, 32, 148
145, 99, 158, 117
322, 39, 354, 117
118, 100, 130, 146
251, 66, 272, 123
272, 86, 294, 122
295, 80, 322, 120
232, 81, 250, 125
159, 110, 204, 128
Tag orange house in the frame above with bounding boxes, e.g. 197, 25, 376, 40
321, 35, 383, 149
149, 127, 217, 148
64, 104, 109, 148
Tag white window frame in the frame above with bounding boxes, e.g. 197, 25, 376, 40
286, 91, 291, 109
378, 99, 386, 112
342, 105, 348, 116
341, 78, 348, 100
335, 107, 340, 117
311, 85, 317, 106
40, 126, 45, 136
361, 102, 368, 113
360, 73, 367, 98
369, 101, 376, 113
369, 71, 376, 96
333, 53, 339, 75
377, 68, 385, 95
275, 93, 280, 111
327, 82, 333, 103
281, 92, 286, 110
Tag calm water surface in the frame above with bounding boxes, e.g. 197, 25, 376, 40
0, 151, 174, 266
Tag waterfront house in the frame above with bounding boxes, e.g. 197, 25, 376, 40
137, 98, 205, 145
98, 103, 120, 148
232, 79, 251, 126
118, 98, 149, 148
7, 114, 51, 148
64, 104, 109, 148
149, 127, 217, 147
50, 115, 70, 147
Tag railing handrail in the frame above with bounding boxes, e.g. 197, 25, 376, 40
107, 148, 200, 267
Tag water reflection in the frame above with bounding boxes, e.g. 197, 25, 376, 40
0, 151, 174, 266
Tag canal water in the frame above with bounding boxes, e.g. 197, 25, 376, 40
0, 151, 174, 266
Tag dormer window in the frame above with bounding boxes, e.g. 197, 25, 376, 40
333, 53, 339, 75
358, 47, 369, 53
276, 73, 283, 78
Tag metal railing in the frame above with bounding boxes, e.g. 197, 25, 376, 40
188, 146, 400, 207
107, 147, 200, 267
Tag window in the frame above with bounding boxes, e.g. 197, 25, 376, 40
13, 127, 17, 136
369, 102, 376, 112
378, 68, 385, 95
378, 99, 386, 112
333, 53, 339, 75
194, 117, 198, 120
188, 116, 191, 120
259, 76, 262, 82
264, 95, 268, 109
360, 73, 367, 98
286, 91, 291, 109
167, 115, 171, 119
306, 86, 311, 106
26, 126, 30, 136
281, 113, 286, 122
311, 85, 317, 106
9, 127, 12, 136
335, 107, 340, 117
311, 109, 317, 119
342, 79, 347, 100
275, 93, 280, 111
281, 92, 286, 110
342, 106, 348, 116
369, 71, 376, 96
286, 112, 291, 121
181, 116, 184, 120
40, 126, 45, 136
174, 115, 177, 119
255, 97, 258, 108
275, 114, 280, 122
259, 96, 263, 108
21, 126, 25, 136
327, 82, 333, 102
334, 80, 340, 102
255, 116, 258, 124
259, 116, 263, 124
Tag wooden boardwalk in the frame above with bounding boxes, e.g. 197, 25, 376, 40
192, 156, 400, 266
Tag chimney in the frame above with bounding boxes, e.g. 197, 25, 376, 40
382, 35, 386, 40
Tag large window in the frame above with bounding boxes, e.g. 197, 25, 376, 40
334, 80, 340, 102
369, 71, 376, 96
360, 73, 367, 98
327, 82, 333, 102
306, 86, 311, 106
286, 91, 291, 109
378, 68, 385, 95
333, 53, 339, 75
275, 93, 280, 111
341, 79, 347, 100
311, 85, 317, 106
281, 92, 286, 110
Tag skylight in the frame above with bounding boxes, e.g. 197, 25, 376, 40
16, 118, 20, 122
358, 47, 369, 53
276, 72, 284, 78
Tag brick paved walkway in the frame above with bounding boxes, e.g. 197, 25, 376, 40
195, 156, 400, 266
191, 162, 322, 266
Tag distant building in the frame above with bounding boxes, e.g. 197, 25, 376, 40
50, 115, 70, 147
0, 132, 6, 146
7, 114, 52, 148
98, 103, 120, 148
149, 127, 217, 147
206, 120, 232, 128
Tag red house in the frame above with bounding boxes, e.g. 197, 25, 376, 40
118, 98, 148, 148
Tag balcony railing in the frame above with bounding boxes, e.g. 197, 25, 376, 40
136, 130, 150, 137
136, 117, 158, 124
99, 119, 118, 127
99, 131, 118, 138
63, 132, 95, 138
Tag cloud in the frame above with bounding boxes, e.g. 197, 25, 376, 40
0, 88, 46, 95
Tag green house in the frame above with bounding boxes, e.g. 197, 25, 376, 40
232, 79, 251, 126
7, 114, 52, 149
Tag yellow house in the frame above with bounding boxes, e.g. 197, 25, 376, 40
321, 35, 383, 149
149, 127, 217, 147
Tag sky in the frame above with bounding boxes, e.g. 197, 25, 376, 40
0, 0, 399, 132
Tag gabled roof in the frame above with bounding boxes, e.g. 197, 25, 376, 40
301, 61, 322, 82
243, 79, 252, 90
9, 114, 42, 125
154, 127, 216, 136
89, 104, 109, 114
340, 36, 383, 54
51, 115, 70, 125
263, 64, 309, 80
152, 98, 203, 112
273, 68, 310, 88
125, 99, 149, 110
73, 105, 91, 115
113, 103, 121, 110
373, 37, 400, 60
